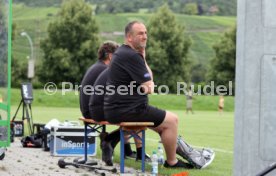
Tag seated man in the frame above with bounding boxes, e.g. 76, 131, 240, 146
79, 41, 136, 164
89, 68, 151, 166
104, 21, 215, 169
79, 41, 118, 119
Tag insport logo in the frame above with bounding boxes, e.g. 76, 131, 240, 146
61, 140, 90, 149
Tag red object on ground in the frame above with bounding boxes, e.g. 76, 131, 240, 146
171, 171, 189, 176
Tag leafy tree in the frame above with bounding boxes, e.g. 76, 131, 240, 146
208, 26, 236, 94
183, 3, 198, 15
14, 0, 237, 16
39, 0, 100, 85
11, 23, 29, 87
13, 0, 62, 7
191, 63, 207, 83
11, 59, 28, 88
87, 0, 237, 16
147, 5, 191, 93
94, 0, 139, 14
0, 10, 8, 87
0, 10, 19, 88
0, 11, 27, 88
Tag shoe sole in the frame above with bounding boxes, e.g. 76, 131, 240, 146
201, 152, 215, 169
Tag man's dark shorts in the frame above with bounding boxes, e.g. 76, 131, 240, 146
105, 104, 166, 127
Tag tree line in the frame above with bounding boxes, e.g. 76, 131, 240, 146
92, 0, 236, 16
14, 0, 236, 16
0, 8, 9, 87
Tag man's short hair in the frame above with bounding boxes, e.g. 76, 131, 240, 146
98, 41, 119, 61
124, 21, 143, 37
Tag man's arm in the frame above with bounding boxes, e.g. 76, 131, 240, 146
139, 49, 154, 94
138, 49, 153, 80
145, 61, 153, 80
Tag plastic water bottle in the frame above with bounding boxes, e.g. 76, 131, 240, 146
157, 144, 165, 165
151, 151, 158, 176
14, 124, 18, 135
64, 120, 69, 126
18, 124, 22, 135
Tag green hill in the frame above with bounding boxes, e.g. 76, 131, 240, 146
12, 4, 236, 82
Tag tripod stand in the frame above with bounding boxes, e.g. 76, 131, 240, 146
12, 99, 34, 135
12, 82, 34, 135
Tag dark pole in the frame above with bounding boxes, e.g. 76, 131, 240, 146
256, 163, 276, 176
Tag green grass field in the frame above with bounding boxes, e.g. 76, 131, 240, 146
10, 88, 234, 176
10, 106, 233, 176
10, 88, 234, 111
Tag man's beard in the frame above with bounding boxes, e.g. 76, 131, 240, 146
134, 43, 146, 51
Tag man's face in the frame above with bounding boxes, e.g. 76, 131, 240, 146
128, 23, 147, 51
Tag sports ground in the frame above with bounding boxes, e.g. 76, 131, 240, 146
9, 105, 233, 176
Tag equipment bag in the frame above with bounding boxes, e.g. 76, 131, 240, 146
21, 133, 43, 148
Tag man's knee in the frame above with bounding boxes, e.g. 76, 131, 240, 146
165, 111, 179, 126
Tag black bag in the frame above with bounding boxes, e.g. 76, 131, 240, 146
21, 133, 43, 148
40, 128, 50, 151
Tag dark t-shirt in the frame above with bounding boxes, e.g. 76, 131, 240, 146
79, 61, 107, 118
104, 44, 151, 118
88, 69, 109, 121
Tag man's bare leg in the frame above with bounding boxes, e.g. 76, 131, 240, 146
153, 111, 178, 165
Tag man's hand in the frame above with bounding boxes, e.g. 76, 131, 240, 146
138, 49, 146, 59
141, 80, 154, 94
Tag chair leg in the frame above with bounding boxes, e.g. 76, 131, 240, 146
120, 129, 125, 173
102, 125, 106, 133
119, 128, 146, 173
142, 130, 145, 172
84, 123, 88, 162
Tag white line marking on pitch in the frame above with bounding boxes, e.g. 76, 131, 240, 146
146, 138, 233, 154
